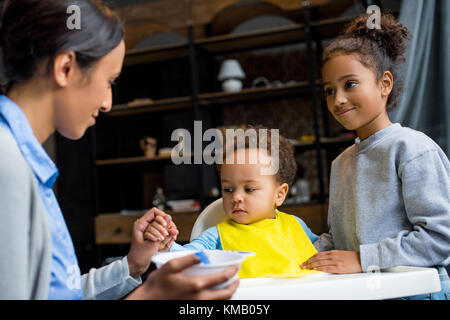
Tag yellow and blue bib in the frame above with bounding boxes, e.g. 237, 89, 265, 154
217, 211, 321, 278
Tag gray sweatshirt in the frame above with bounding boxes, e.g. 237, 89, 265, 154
315, 123, 450, 272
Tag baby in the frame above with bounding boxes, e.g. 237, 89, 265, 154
145, 126, 320, 278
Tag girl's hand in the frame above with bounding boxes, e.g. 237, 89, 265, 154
127, 208, 174, 278
300, 250, 362, 274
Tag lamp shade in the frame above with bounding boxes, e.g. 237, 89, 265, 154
217, 59, 245, 81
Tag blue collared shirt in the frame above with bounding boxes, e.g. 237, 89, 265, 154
0, 95, 82, 300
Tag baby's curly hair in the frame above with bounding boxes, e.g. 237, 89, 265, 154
217, 125, 297, 187
322, 12, 410, 112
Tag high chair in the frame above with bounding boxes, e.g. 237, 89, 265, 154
190, 198, 227, 241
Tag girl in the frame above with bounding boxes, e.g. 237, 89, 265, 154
0, 0, 237, 300
301, 13, 450, 300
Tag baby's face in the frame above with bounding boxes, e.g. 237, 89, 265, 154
220, 148, 287, 224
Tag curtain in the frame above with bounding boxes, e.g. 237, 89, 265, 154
390, 0, 450, 156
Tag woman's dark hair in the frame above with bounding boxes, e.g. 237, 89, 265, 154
0, 0, 123, 94
322, 12, 409, 112
218, 125, 298, 187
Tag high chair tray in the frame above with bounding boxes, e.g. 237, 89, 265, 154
232, 266, 441, 300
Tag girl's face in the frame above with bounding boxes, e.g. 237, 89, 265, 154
55, 40, 125, 140
322, 54, 392, 140
220, 148, 288, 225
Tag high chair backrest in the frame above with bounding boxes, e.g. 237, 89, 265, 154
190, 198, 228, 241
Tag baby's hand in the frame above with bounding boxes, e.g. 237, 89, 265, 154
144, 215, 178, 251
159, 221, 178, 251
144, 215, 169, 242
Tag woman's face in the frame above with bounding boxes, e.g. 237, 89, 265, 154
321, 54, 392, 140
55, 40, 125, 140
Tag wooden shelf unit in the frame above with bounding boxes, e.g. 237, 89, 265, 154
91, 1, 360, 256
92, 4, 358, 213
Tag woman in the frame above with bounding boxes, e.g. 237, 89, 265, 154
0, 0, 239, 300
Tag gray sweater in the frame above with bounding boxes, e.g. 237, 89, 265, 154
0, 125, 141, 299
315, 124, 450, 272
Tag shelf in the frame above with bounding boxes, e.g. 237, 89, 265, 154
105, 96, 193, 117
95, 137, 353, 167
123, 16, 356, 66
96, 154, 172, 166
107, 80, 315, 117
196, 16, 353, 54
199, 80, 313, 105
125, 42, 189, 66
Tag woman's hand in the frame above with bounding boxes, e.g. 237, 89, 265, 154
300, 250, 362, 274
126, 207, 177, 278
126, 254, 240, 300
